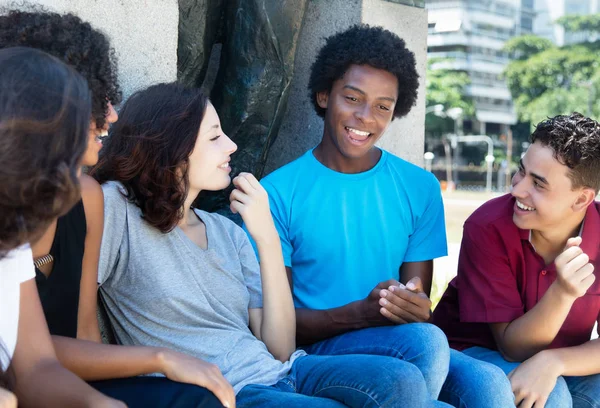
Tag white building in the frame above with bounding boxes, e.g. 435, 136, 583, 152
426, 0, 534, 135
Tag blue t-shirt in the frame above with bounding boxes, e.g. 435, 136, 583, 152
250, 148, 448, 310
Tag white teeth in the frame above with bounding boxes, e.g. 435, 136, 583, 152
219, 163, 229, 168
516, 200, 535, 211
346, 127, 370, 137
95, 130, 108, 142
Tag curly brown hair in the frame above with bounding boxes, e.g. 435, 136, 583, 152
91, 83, 209, 232
0, 8, 121, 129
531, 112, 600, 193
0, 47, 91, 257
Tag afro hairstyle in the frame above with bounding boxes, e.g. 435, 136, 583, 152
0, 8, 121, 129
308, 24, 419, 119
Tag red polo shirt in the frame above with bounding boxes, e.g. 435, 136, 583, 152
432, 194, 600, 351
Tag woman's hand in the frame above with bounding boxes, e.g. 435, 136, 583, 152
229, 172, 277, 245
0, 388, 17, 408
159, 350, 235, 408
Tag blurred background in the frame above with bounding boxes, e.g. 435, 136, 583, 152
424, 0, 600, 306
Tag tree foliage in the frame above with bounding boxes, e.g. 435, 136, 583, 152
503, 14, 600, 127
503, 35, 553, 61
556, 14, 600, 35
425, 58, 474, 135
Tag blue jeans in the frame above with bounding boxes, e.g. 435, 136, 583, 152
237, 354, 441, 407
301, 323, 450, 399
90, 376, 222, 408
438, 349, 515, 407
464, 346, 600, 408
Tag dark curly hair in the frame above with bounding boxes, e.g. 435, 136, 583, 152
308, 24, 419, 119
91, 83, 209, 233
530, 112, 600, 193
0, 9, 121, 129
0, 47, 91, 259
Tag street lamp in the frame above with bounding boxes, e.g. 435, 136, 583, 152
424, 151, 435, 172
425, 104, 445, 115
445, 107, 464, 187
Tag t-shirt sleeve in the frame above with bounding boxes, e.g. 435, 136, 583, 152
3, 245, 35, 283
237, 232, 263, 309
243, 179, 293, 267
98, 182, 127, 285
403, 174, 448, 262
458, 221, 524, 323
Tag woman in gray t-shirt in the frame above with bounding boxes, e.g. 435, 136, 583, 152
91, 83, 433, 408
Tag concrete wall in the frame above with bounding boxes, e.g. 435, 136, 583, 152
264, 0, 428, 174
0, 0, 178, 99
3, 0, 427, 172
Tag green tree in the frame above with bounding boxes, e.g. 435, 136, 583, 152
503, 14, 600, 127
425, 58, 474, 136
556, 14, 600, 37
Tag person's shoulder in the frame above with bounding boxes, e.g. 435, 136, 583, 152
100, 180, 130, 211
80, 174, 103, 198
262, 151, 313, 188
465, 194, 515, 230
101, 180, 126, 198
1, 245, 35, 282
384, 151, 438, 185
80, 174, 104, 217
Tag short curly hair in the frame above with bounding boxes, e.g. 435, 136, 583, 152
91, 83, 209, 233
308, 24, 419, 119
530, 112, 600, 193
0, 47, 91, 258
0, 9, 121, 129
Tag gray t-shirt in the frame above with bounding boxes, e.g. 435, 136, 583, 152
98, 181, 305, 394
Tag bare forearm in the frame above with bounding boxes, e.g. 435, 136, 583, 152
256, 233, 296, 361
546, 339, 600, 377
497, 284, 574, 361
53, 335, 166, 381
296, 300, 384, 346
14, 359, 115, 408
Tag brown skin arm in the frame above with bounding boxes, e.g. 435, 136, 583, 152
11, 279, 123, 408
76, 174, 103, 342
399, 260, 433, 297
292, 260, 434, 346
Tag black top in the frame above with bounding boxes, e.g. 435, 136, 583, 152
35, 199, 86, 338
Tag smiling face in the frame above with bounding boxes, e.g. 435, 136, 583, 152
511, 141, 593, 233
187, 102, 237, 192
83, 102, 118, 167
317, 64, 398, 164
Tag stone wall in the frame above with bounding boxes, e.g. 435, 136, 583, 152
2, 0, 428, 173
0, 0, 179, 99
264, 0, 429, 173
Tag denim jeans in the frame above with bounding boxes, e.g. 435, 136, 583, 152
301, 323, 450, 399
90, 376, 223, 408
237, 354, 445, 407
438, 349, 515, 407
464, 346, 600, 408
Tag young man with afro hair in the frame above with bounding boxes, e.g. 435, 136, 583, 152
246, 24, 515, 406
433, 113, 600, 407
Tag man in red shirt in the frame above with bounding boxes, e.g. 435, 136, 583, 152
433, 112, 600, 408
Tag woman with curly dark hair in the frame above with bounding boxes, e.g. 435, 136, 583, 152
90, 81, 425, 407
0, 9, 228, 408
0, 46, 125, 408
